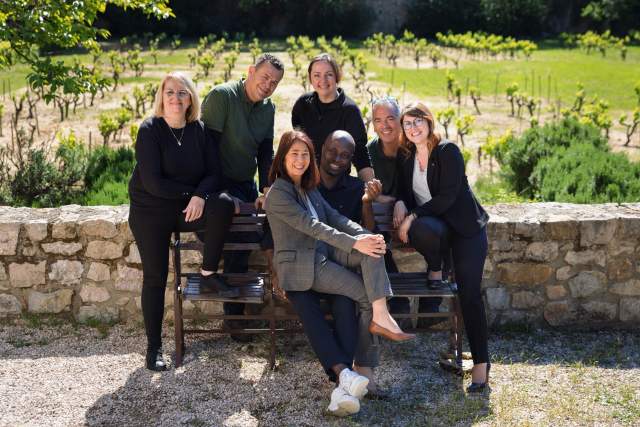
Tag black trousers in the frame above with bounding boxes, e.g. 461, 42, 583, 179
129, 193, 235, 350
409, 216, 489, 364
221, 179, 260, 317
287, 290, 359, 383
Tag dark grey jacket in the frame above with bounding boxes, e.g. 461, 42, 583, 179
264, 177, 368, 291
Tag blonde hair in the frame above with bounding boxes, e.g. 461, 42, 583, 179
399, 101, 441, 157
153, 71, 200, 122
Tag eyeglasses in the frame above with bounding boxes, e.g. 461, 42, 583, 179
402, 117, 426, 130
164, 90, 190, 99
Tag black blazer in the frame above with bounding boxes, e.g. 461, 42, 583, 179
397, 140, 489, 237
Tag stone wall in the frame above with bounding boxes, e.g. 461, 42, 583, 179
0, 203, 639, 328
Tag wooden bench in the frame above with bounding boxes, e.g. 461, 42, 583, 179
172, 201, 464, 372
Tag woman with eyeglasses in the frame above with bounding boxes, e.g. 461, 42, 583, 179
393, 101, 491, 393
128, 72, 239, 371
292, 53, 374, 181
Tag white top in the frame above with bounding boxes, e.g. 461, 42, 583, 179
412, 156, 432, 205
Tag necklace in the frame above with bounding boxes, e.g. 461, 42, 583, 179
168, 124, 185, 146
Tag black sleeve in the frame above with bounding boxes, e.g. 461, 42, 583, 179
413, 144, 464, 217
257, 137, 274, 192
291, 97, 304, 129
135, 122, 195, 200
396, 155, 413, 208
344, 105, 372, 171
194, 126, 223, 199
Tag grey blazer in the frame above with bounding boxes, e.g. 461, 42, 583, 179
264, 177, 369, 291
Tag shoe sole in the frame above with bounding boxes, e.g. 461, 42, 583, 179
328, 399, 360, 417
347, 376, 369, 399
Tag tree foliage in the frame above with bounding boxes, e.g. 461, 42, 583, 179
0, 1, 172, 101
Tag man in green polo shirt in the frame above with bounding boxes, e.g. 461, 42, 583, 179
201, 53, 284, 340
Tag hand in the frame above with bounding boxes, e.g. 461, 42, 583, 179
398, 214, 415, 244
254, 195, 266, 210
362, 179, 382, 203
393, 200, 408, 228
183, 196, 205, 222
352, 234, 386, 258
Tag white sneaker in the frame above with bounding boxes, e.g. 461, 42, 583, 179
339, 368, 369, 399
327, 387, 360, 417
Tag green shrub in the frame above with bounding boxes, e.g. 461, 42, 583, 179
85, 180, 129, 206
531, 144, 640, 203
495, 117, 607, 199
83, 146, 135, 205
472, 175, 527, 205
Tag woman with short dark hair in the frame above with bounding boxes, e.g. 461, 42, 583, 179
394, 101, 491, 392
291, 53, 374, 181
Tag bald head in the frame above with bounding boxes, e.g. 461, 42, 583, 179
321, 130, 355, 177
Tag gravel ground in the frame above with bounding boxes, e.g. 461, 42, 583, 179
1, 317, 639, 426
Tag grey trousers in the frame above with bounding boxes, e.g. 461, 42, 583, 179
311, 243, 393, 367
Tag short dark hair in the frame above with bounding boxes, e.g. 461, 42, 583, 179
255, 53, 284, 71
269, 130, 320, 191
307, 52, 342, 83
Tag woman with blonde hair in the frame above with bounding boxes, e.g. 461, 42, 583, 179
393, 101, 491, 392
128, 71, 238, 371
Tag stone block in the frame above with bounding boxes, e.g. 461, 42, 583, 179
485, 287, 509, 310
620, 298, 640, 322
568, 271, 607, 298
514, 221, 543, 239
525, 242, 559, 262
9, 261, 46, 288
48, 260, 84, 285
544, 301, 573, 326
125, 243, 141, 264
181, 250, 203, 265
546, 285, 568, 300
512, 291, 544, 309
607, 256, 634, 281
41, 242, 83, 256
115, 296, 130, 307
556, 266, 575, 281
609, 279, 640, 296
0, 294, 22, 316
483, 259, 494, 277
115, 265, 143, 293
496, 262, 553, 286
28, 289, 73, 314
86, 241, 123, 260
199, 300, 223, 315
580, 219, 617, 247
77, 305, 119, 323
545, 217, 578, 241
24, 221, 48, 242
609, 243, 635, 258
79, 218, 118, 239
87, 262, 111, 282
564, 250, 606, 267
52, 222, 76, 239
581, 301, 617, 321
79, 284, 111, 303
0, 223, 20, 255
0, 264, 6, 281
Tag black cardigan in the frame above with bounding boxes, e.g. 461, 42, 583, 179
397, 140, 489, 237
291, 88, 371, 171
128, 116, 222, 209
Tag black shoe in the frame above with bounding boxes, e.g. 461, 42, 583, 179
224, 320, 254, 343
447, 281, 458, 293
200, 274, 240, 298
146, 347, 169, 371
427, 279, 449, 290
467, 362, 491, 393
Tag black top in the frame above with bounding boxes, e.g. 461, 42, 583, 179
291, 88, 371, 171
366, 136, 399, 196
318, 174, 364, 223
397, 140, 489, 237
128, 116, 222, 209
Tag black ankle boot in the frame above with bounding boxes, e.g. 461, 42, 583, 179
467, 362, 491, 393
427, 279, 449, 290
146, 347, 169, 371
200, 274, 240, 297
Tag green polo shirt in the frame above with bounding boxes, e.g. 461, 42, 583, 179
201, 79, 275, 183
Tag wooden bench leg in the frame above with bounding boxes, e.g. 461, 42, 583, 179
454, 296, 464, 367
268, 290, 276, 370
174, 289, 184, 368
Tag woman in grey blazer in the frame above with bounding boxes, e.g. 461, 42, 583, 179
264, 130, 413, 415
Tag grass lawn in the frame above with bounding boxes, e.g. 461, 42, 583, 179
369, 46, 640, 111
